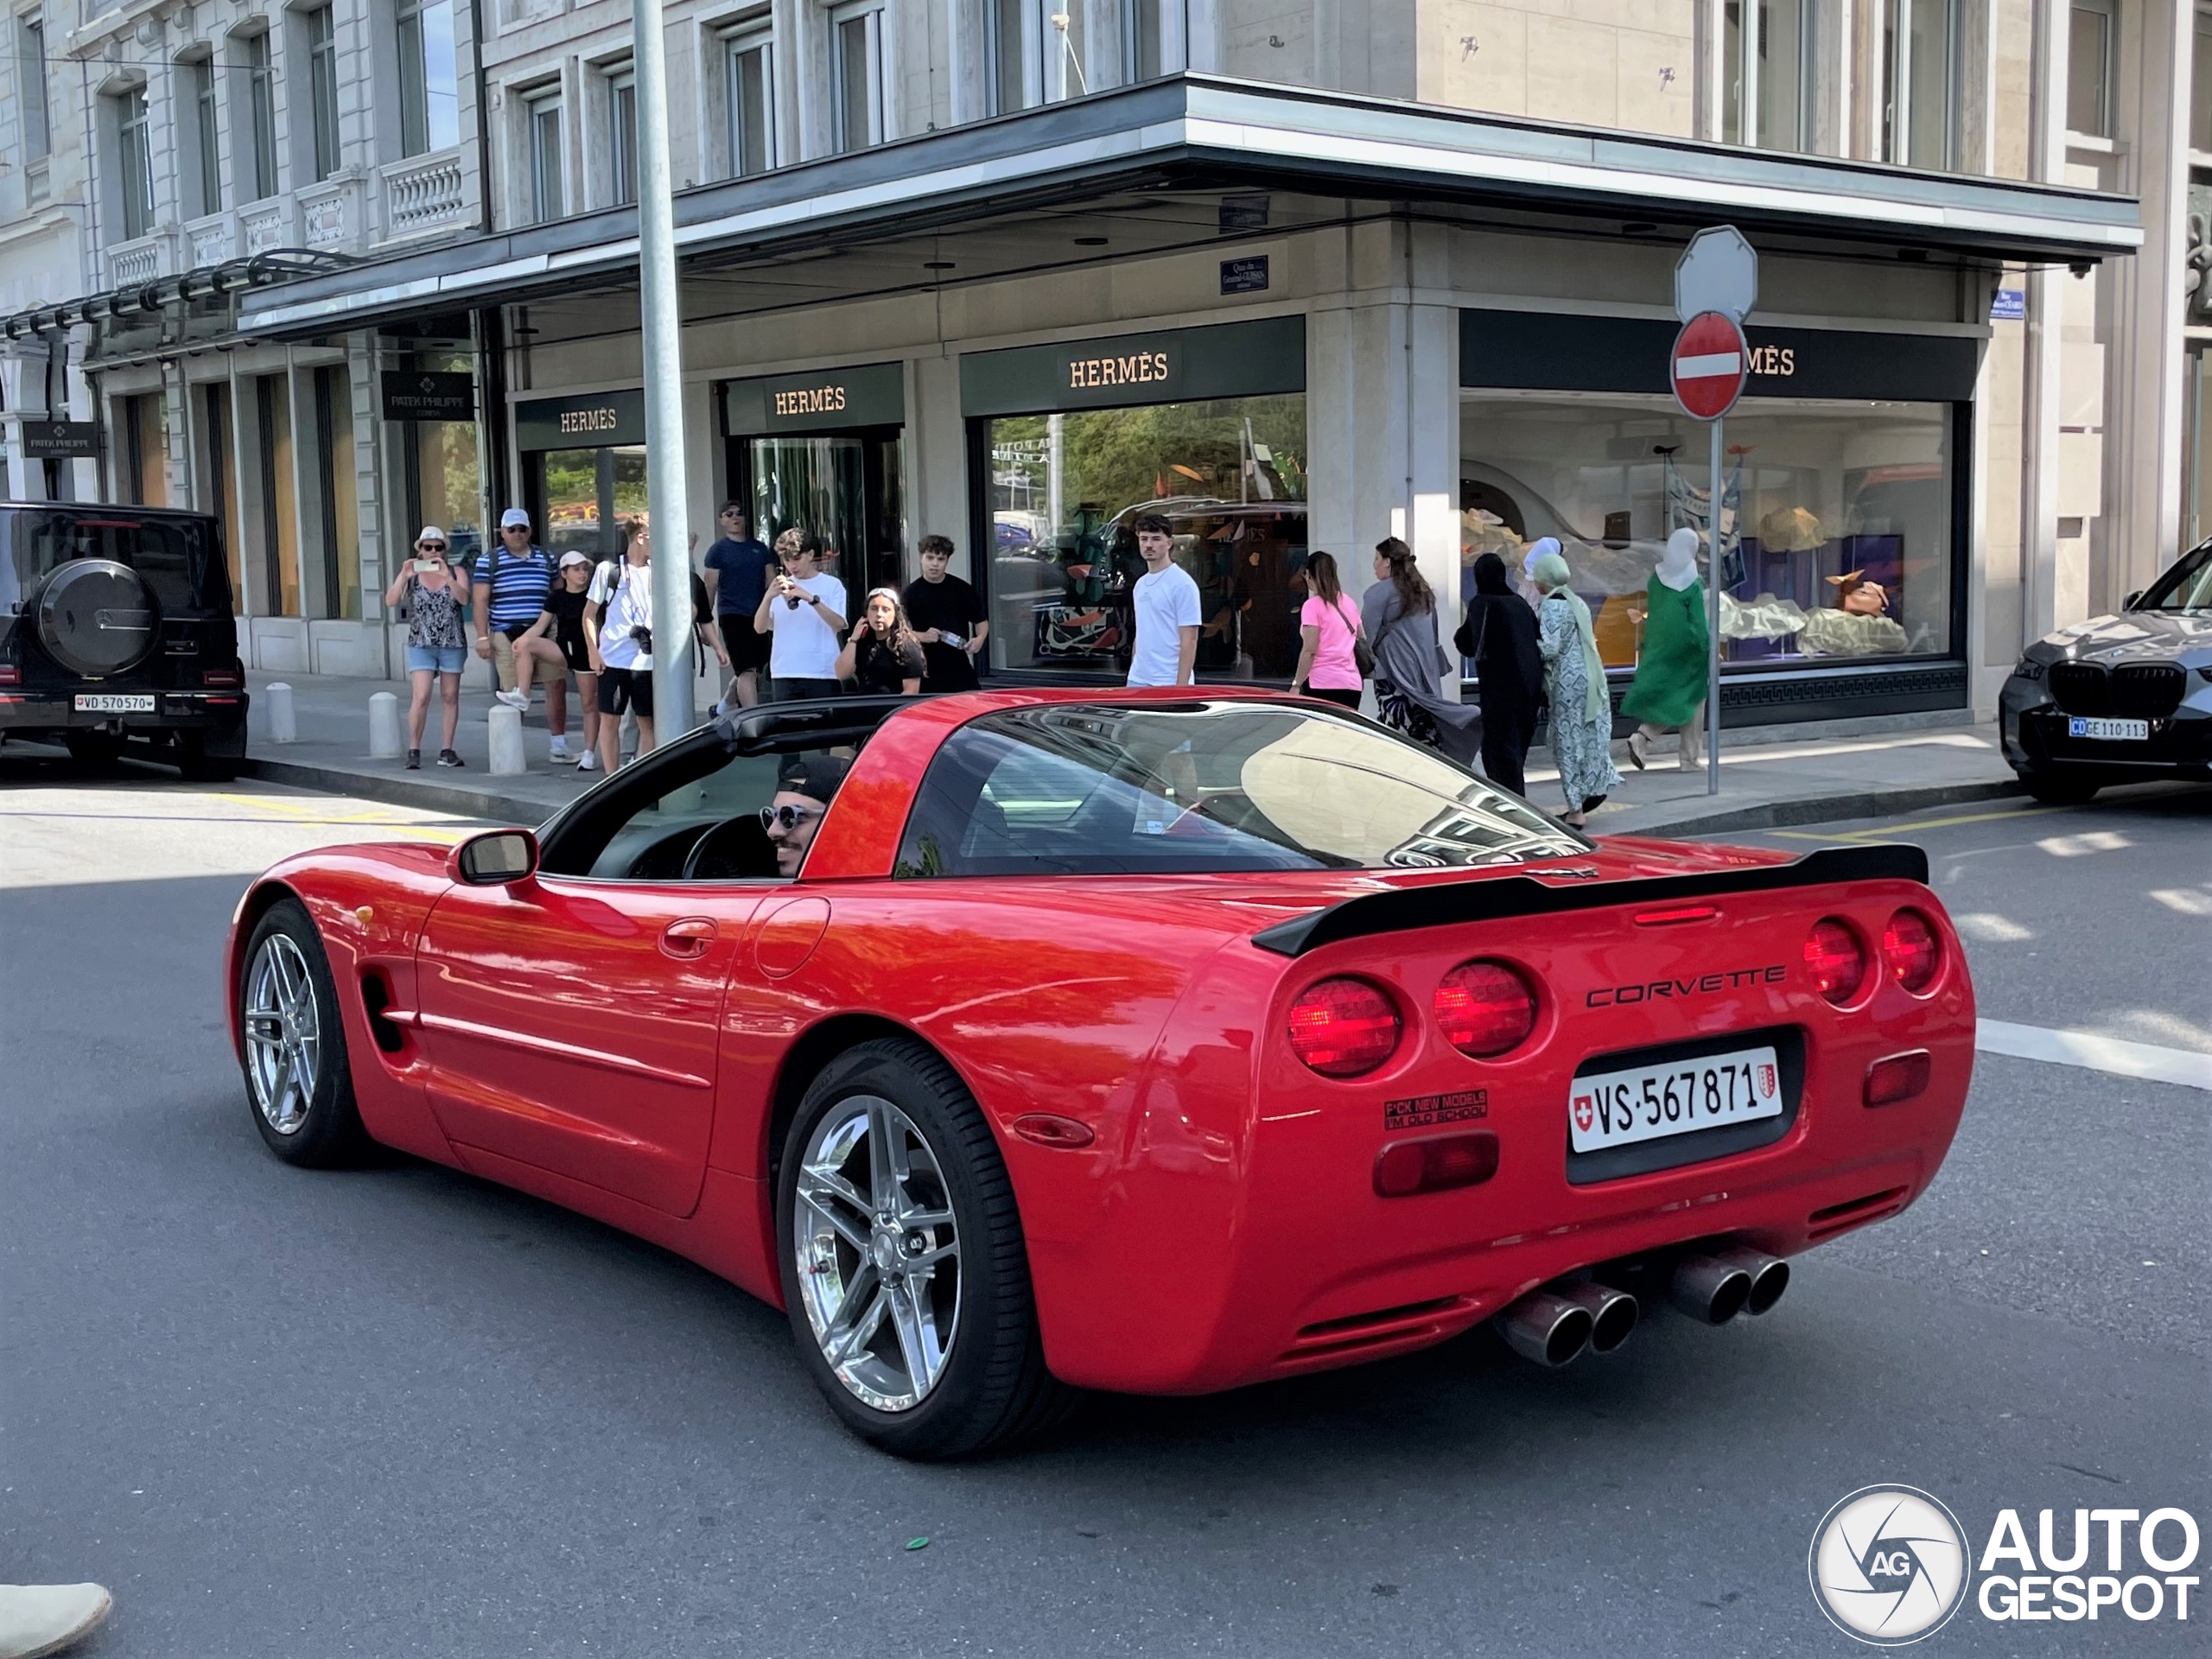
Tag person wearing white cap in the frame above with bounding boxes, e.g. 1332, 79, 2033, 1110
381, 527, 471, 768
0, 1581, 111, 1656
509, 550, 603, 769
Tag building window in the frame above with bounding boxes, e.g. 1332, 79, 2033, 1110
1883, 0, 1959, 169
1126, 0, 1167, 82
1725, 0, 1815, 151
726, 33, 774, 175
313, 365, 359, 619
120, 391, 168, 505
397, 0, 461, 156
988, 0, 1026, 113
114, 86, 156, 238
18, 16, 49, 162
254, 372, 300, 617
2196, 7, 2212, 153
606, 66, 638, 205
2067, 1, 2113, 137
1046, 3, 1086, 99
308, 6, 341, 181
191, 57, 223, 215
983, 395, 1309, 677
397, 347, 483, 570
525, 89, 563, 221
831, 4, 883, 153
245, 31, 279, 199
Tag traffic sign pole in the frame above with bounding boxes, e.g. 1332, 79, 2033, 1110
1708, 419, 1722, 797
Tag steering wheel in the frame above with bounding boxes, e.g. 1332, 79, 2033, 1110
681, 816, 759, 880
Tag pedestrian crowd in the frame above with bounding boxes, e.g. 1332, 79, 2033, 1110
393, 499, 1707, 818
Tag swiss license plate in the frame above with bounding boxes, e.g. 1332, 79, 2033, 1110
2068, 716, 2149, 741
1569, 1046, 1783, 1154
73, 693, 155, 713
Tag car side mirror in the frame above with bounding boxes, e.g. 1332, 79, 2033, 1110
2123, 589, 2144, 608
453, 829, 539, 886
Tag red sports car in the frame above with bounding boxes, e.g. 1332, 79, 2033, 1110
226, 689, 1974, 1457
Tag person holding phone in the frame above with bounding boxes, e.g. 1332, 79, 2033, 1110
381, 527, 471, 770
754, 527, 847, 702
834, 588, 926, 693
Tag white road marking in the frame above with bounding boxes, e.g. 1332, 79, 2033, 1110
1977, 1020, 2212, 1092
2146, 887, 2212, 917
1954, 912, 2034, 943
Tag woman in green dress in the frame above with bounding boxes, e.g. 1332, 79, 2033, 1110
1621, 528, 1710, 772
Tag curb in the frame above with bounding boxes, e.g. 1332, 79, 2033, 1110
239, 756, 556, 826
1617, 779, 2024, 842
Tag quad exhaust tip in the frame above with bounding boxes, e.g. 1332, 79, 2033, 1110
1669, 1248, 1789, 1325
1495, 1281, 1640, 1366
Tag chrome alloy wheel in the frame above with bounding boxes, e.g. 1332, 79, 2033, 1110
242, 932, 321, 1136
792, 1094, 961, 1412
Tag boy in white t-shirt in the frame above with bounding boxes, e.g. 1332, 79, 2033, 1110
753, 527, 849, 702
1125, 514, 1199, 687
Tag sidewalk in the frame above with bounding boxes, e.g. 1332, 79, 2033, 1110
238, 671, 2021, 840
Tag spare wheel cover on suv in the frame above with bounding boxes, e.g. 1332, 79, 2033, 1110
36, 558, 159, 677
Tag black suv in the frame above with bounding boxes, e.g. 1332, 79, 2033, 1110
0, 502, 249, 779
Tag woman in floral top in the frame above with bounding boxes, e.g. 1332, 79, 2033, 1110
382, 527, 473, 770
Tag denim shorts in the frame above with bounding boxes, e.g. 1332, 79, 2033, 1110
406, 643, 467, 676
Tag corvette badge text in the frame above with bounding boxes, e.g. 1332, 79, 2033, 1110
1586, 964, 1786, 1007
1809, 1484, 2200, 1645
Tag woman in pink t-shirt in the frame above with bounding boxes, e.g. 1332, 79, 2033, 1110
1292, 550, 1368, 709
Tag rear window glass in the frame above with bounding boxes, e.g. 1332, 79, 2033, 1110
0, 511, 225, 616
895, 702, 1585, 877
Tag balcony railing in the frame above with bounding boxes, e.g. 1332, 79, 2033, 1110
240, 201, 293, 256
299, 175, 365, 252
381, 149, 470, 237
104, 234, 167, 286
186, 213, 231, 269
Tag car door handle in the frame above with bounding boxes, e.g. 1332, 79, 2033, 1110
660, 918, 718, 960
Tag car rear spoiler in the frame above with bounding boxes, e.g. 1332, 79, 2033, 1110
1249, 843, 1931, 957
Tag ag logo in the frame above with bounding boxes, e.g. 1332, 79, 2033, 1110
1809, 1485, 1970, 1645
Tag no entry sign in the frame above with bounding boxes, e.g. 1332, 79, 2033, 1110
1671, 311, 1748, 420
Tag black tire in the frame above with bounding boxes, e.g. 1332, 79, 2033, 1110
2018, 766, 2100, 806
775, 1037, 1075, 1459
237, 899, 369, 1167
64, 730, 124, 766
177, 733, 239, 782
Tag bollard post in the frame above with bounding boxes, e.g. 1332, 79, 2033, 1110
367, 691, 402, 759
265, 681, 297, 744
486, 703, 527, 775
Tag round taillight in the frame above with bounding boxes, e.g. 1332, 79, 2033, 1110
1287, 977, 1402, 1077
1433, 960, 1538, 1058
1883, 908, 1943, 994
1804, 918, 1866, 1005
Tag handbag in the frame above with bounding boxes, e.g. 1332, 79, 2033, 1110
1343, 599, 1377, 678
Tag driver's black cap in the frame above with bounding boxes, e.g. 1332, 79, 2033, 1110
777, 753, 850, 804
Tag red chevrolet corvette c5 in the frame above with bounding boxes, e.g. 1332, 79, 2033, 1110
226, 688, 1974, 1457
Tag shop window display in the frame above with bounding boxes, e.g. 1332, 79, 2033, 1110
533, 445, 648, 557
984, 395, 1308, 678
1459, 395, 1952, 673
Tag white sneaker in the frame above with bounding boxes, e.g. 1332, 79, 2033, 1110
549, 736, 571, 760
0, 1583, 113, 1659
576, 750, 599, 772
494, 689, 528, 710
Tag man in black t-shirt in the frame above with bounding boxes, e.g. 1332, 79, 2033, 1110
900, 534, 989, 692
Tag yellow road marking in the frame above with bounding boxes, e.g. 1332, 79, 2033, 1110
1769, 804, 2070, 842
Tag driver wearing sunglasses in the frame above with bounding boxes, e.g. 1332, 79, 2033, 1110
761, 753, 850, 877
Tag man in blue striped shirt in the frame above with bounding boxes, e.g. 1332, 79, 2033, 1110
474, 507, 574, 757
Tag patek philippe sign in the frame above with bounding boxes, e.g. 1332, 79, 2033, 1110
19, 418, 101, 459
380, 372, 476, 423
960, 316, 1306, 417
722, 362, 905, 435
513, 389, 649, 450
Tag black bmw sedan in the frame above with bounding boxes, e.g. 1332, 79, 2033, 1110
1999, 540, 2212, 804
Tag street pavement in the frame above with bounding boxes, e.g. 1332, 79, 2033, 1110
2, 755, 2205, 1657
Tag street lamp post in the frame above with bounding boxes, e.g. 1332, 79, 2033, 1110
634, 0, 695, 734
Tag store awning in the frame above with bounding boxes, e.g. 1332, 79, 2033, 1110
237, 73, 2142, 339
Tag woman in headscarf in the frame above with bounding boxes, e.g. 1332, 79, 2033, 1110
1620, 527, 1710, 772
1531, 543, 1620, 828
1453, 551, 1543, 796
1361, 537, 1483, 766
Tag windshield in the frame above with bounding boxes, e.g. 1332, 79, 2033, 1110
0, 509, 226, 615
2135, 543, 2212, 612
895, 702, 1586, 877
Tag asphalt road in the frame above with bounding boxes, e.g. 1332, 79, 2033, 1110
3, 753, 2206, 1657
